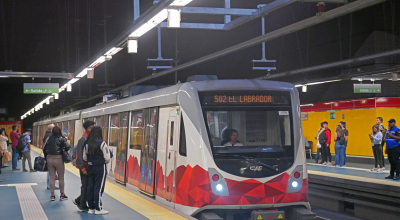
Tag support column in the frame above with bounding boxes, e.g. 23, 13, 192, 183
224, 0, 231, 24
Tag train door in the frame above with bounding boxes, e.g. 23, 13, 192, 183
165, 107, 181, 203
109, 112, 129, 184
139, 108, 159, 195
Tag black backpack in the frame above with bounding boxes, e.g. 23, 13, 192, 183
319, 129, 330, 145
16, 134, 27, 151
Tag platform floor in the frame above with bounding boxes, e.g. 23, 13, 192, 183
307, 161, 400, 187
0, 147, 192, 220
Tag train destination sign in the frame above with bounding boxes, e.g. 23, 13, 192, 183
200, 92, 290, 106
23, 83, 59, 94
354, 84, 381, 94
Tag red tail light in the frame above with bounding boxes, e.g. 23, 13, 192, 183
212, 174, 219, 182
294, 172, 300, 179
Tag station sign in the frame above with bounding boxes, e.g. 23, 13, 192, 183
354, 84, 381, 93
301, 113, 308, 121
23, 83, 59, 94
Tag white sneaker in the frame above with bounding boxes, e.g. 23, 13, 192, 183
377, 169, 383, 172
371, 168, 377, 171
342, 165, 346, 167
88, 209, 95, 214
382, 167, 386, 170
322, 162, 327, 165
95, 209, 109, 215
327, 162, 332, 166
335, 165, 339, 167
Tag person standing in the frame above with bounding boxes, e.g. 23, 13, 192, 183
73, 120, 95, 212
84, 126, 111, 215
20, 129, 36, 173
376, 117, 387, 170
339, 122, 349, 166
314, 123, 324, 164
334, 125, 346, 167
319, 122, 332, 165
1, 129, 9, 168
43, 124, 59, 190
44, 126, 71, 201
370, 125, 383, 172
385, 119, 400, 180
10, 125, 20, 170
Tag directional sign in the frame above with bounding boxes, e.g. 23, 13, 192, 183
23, 83, 59, 94
354, 84, 381, 93
330, 112, 335, 120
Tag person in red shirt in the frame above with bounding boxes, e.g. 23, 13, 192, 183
318, 122, 332, 165
10, 125, 20, 170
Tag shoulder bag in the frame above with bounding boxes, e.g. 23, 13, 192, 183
34, 137, 49, 172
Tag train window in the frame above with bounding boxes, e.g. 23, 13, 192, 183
204, 109, 294, 178
169, 121, 174, 146
179, 116, 187, 157
67, 120, 75, 148
130, 112, 143, 150
100, 115, 109, 144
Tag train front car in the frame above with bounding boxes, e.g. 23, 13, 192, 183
176, 80, 313, 220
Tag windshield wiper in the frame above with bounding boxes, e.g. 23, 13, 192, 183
215, 154, 279, 172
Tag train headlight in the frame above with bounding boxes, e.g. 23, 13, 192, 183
292, 181, 298, 188
216, 184, 223, 191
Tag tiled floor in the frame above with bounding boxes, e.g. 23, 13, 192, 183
0, 148, 190, 220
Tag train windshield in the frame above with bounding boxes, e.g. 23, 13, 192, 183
200, 91, 294, 178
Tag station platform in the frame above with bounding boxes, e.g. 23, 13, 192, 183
306, 161, 400, 220
0, 146, 194, 220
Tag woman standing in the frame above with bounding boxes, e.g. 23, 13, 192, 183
83, 126, 111, 215
314, 123, 324, 163
44, 126, 71, 201
334, 125, 346, 167
370, 125, 383, 172
1, 129, 9, 168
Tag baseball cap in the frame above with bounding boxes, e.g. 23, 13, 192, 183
388, 119, 396, 123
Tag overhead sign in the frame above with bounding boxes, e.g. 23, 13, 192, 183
23, 83, 59, 94
354, 84, 381, 93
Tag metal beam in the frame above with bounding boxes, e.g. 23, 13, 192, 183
0, 71, 73, 79
299, 0, 348, 3
224, 0, 298, 30
257, 48, 400, 80
181, 7, 255, 16
48, 0, 388, 114
160, 22, 225, 30
68, 0, 175, 80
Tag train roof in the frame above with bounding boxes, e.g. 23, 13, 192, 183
33, 79, 296, 124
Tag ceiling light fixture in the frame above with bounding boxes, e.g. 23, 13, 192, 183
104, 47, 123, 56
170, 0, 193, 6
129, 9, 168, 38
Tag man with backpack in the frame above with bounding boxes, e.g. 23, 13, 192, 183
10, 125, 20, 170
17, 129, 36, 172
72, 120, 95, 212
319, 121, 332, 165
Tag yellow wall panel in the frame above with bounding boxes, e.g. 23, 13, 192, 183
301, 108, 400, 157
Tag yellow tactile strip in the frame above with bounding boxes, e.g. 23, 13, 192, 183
31, 146, 189, 220
308, 170, 400, 187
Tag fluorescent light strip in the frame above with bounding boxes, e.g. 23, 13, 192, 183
76, 68, 88, 78
129, 9, 168, 37
68, 78, 79, 84
104, 47, 123, 56
170, 0, 193, 6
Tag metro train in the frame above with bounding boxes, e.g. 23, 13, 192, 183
32, 79, 312, 220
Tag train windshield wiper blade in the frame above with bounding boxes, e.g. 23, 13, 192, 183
215, 153, 278, 171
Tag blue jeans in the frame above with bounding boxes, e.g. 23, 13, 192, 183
12, 148, 19, 169
315, 148, 321, 162
335, 142, 345, 166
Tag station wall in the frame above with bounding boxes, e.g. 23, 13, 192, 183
301, 98, 400, 157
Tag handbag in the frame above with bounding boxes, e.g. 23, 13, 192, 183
61, 138, 72, 163
34, 137, 49, 172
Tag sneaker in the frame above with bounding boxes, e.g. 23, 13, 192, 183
342, 165, 346, 167
30, 169, 37, 172
322, 162, 327, 165
335, 165, 339, 168
78, 206, 89, 212
394, 176, 400, 181
385, 175, 394, 179
382, 167, 386, 170
95, 209, 109, 215
371, 168, 377, 171
12, 168, 20, 171
23, 169, 28, 172
73, 198, 80, 206
60, 194, 68, 201
88, 209, 95, 214
377, 169, 383, 172
327, 162, 332, 166
50, 196, 56, 201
